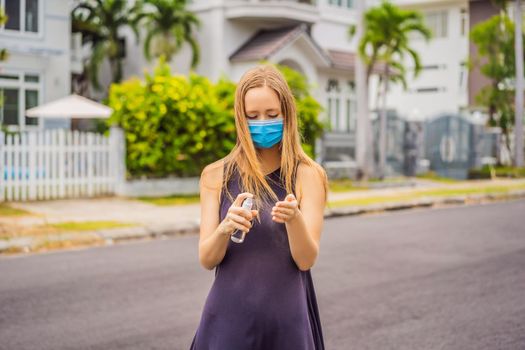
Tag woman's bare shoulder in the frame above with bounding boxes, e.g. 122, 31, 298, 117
297, 160, 327, 180
200, 159, 225, 193
296, 160, 328, 204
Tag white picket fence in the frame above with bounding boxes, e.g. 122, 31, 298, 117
0, 127, 126, 202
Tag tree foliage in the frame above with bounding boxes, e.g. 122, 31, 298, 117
72, 0, 143, 91
137, 0, 201, 66
470, 13, 523, 152
107, 58, 326, 178
350, 0, 431, 85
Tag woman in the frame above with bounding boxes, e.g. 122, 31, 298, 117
190, 64, 328, 350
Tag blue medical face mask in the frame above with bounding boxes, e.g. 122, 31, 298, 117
247, 118, 284, 149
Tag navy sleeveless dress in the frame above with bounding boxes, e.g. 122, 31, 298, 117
189, 162, 325, 350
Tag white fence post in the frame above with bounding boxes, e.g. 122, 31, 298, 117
110, 126, 126, 196
1, 129, 122, 202
87, 132, 94, 196
58, 129, 66, 198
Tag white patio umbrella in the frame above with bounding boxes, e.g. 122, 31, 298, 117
25, 93, 113, 119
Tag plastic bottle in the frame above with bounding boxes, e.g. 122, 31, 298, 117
230, 197, 253, 243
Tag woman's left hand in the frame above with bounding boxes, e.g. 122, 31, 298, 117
271, 194, 300, 223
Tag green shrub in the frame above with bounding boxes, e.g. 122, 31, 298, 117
107, 57, 326, 178
468, 165, 525, 179
107, 57, 236, 178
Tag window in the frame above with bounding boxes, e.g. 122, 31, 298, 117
0, 72, 41, 130
1, 89, 19, 125
425, 10, 448, 38
414, 87, 445, 93
326, 79, 356, 133
411, 10, 448, 39
459, 61, 467, 92
345, 81, 356, 132
326, 79, 340, 132
328, 0, 353, 9
460, 8, 467, 36
1, 0, 40, 34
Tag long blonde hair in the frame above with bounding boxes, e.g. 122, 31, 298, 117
221, 64, 328, 221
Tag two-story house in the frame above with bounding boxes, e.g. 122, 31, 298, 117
0, 0, 72, 131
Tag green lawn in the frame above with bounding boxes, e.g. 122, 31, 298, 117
328, 182, 525, 208
415, 171, 460, 183
136, 194, 200, 206
0, 220, 138, 241
0, 204, 32, 216
48, 221, 137, 232
329, 179, 370, 192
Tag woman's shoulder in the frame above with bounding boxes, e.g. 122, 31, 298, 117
296, 159, 328, 204
199, 159, 225, 193
296, 159, 327, 180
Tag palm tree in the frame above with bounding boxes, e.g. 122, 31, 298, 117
72, 0, 143, 91
489, 0, 524, 167
350, 1, 431, 179
140, 0, 201, 68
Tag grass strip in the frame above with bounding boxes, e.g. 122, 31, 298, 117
0, 204, 32, 217
328, 183, 525, 208
136, 194, 200, 206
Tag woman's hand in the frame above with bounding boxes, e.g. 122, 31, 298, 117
219, 192, 258, 236
271, 193, 300, 223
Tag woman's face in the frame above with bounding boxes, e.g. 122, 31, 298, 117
244, 85, 283, 121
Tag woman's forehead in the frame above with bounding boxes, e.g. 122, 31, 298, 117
244, 86, 280, 111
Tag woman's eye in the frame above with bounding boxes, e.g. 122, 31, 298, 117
269, 114, 279, 118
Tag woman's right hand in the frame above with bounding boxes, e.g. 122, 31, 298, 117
219, 192, 258, 236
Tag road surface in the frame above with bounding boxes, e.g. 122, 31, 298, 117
1, 199, 524, 349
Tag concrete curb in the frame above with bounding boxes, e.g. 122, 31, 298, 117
1, 190, 525, 254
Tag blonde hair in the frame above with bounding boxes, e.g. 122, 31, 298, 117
221, 63, 328, 222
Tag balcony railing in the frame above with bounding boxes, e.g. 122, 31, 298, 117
225, 0, 319, 24
234, 0, 317, 4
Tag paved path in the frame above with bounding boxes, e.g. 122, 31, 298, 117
1, 199, 524, 349
4, 178, 524, 230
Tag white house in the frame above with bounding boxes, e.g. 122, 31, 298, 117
0, 0, 492, 172
110, 0, 473, 166
375, 0, 470, 121
114, 0, 369, 165
0, 0, 73, 131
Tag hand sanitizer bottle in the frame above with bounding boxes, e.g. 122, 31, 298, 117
231, 197, 253, 243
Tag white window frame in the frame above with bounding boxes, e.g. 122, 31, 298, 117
0, 0, 43, 38
410, 9, 448, 40
0, 70, 43, 131
425, 10, 448, 38
326, 78, 342, 132
344, 80, 357, 133
460, 8, 468, 37
327, 0, 353, 10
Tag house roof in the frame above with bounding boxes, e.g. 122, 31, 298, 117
229, 23, 331, 66
326, 49, 386, 74
230, 24, 388, 74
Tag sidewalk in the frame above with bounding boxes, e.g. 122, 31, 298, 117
1, 177, 525, 254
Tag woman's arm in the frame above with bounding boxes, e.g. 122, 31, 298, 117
272, 163, 327, 271
198, 162, 231, 270
198, 161, 257, 270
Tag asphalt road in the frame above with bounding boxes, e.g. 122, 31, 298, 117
1, 199, 524, 350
